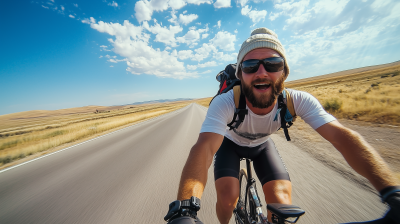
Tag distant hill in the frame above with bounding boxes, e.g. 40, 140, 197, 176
286, 60, 400, 86
122, 98, 193, 106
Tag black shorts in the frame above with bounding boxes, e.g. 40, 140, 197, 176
214, 137, 290, 186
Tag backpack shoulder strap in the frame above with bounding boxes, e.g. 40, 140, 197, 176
233, 85, 241, 108
277, 94, 291, 141
284, 89, 297, 121
227, 86, 247, 130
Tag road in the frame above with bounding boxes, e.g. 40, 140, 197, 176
0, 104, 387, 223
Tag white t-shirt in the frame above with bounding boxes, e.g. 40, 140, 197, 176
200, 88, 336, 147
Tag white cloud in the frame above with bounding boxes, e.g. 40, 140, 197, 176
108, 1, 119, 7
89, 19, 197, 79
134, 1, 153, 23
269, 12, 281, 21
110, 65, 114, 67
234, 29, 238, 33
42, 5, 49, 9
178, 50, 194, 60
187, 65, 197, 70
90, 20, 146, 41
134, 0, 212, 23
179, 13, 198, 25
61, 5, 65, 10
210, 31, 236, 51
82, 18, 90, 24
99, 55, 103, 58
169, 0, 187, 9
241, 5, 267, 24
217, 20, 221, 28
236, 0, 248, 7
197, 61, 218, 68
186, 0, 213, 5
202, 33, 209, 39
271, 0, 349, 30
108, 58, 127, 63
168, 11, 179, 25
177, 29, 201, 47
213, 51, 238, 62
176, 26, 208, 46
69, 14, 75, 18
192, 43, 218, 61
201, 69, 212, 74
214, 0, 231, 8
283, 0, 400, 78
73, 3, 78, 7
100, 45, 112, 51
371, 0, 390, 9
143, 21, 183, 47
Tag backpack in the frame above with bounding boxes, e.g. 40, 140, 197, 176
211, 63, 297, 141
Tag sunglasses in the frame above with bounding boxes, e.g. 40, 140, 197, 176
240, 57, 285, 74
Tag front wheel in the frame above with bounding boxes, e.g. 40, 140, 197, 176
235, 169, 257, 224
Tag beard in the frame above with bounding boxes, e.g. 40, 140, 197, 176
242, 76, 285, 109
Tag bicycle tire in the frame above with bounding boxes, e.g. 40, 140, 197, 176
235, 169, 249, 224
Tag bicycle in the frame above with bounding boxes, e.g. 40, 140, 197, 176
165, 157, 398, 224
233, 158, 305, 224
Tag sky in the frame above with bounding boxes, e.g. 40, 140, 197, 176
1, 0, 400, 115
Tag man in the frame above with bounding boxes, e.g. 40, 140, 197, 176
165, 28, 400, 224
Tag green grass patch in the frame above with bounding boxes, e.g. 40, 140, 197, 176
323, 98, 343, 112
0, 140, 21, 151
44, 130, 67, 139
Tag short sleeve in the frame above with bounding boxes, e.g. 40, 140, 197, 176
289, 89, 337, 130
200, 91, 235, 136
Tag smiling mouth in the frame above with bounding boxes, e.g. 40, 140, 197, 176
253, 83, 271, 90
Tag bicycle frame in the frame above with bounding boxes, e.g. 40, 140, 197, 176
244, 159, 268, 224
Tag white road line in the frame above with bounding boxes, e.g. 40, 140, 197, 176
0, 105, 191, 174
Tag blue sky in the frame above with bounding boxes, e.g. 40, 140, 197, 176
1, 0, 400, 115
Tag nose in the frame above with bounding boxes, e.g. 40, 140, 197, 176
254, 62, 269, 78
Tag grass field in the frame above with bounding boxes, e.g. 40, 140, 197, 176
286, 63, 400, 125
0, 101, 198, 167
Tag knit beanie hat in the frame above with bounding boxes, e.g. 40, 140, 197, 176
235, 27, 290, 79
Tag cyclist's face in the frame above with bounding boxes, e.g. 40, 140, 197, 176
241, 48, 285, 109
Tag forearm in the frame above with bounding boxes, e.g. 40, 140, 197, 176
332, 128, 399, 191
177, 143, 213, 200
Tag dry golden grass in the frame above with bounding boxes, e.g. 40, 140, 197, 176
0, 101, 193, 166
193, 97, 213, 107
286, 64, 400, 125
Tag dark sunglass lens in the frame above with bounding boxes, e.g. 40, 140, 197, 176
241, 60, 260, 73
263, 57, 284, 72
